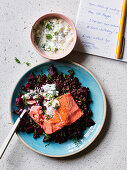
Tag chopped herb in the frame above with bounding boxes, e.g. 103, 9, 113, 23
24, 27, 27, 29
45, 143, 50, 147
45, 133, 50, 137
48, 101, 52, 106
43, 110, 46, 114
47, 74, 53, 81
34, 129, 37, 134
44, 134, 51, 142
37, 76, 41, 83
73, 138, 81, 147
21, 85, 25, 90
23, 97, 28, 106
62, 33, 65, 37
18, 91, 21, 96
54, 31, 58, 36
46, 24, 52, 31
46, 34, 52, 40
15, 57, 21, 64
42, 44, 45, 49
25, 62, 30, 66
63, 74, 66, 78
45, 114, 53, 120
45, 93, 50, 97
43, 132, 45, 135
55, 48, 58, 52
56, 108, 60, 113
33, 123, 40, 127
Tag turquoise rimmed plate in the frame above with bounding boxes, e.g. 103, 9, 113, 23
10, 61, 106, 157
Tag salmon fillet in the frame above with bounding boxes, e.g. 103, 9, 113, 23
28, 106, 44, 127
28, 93, 84, 134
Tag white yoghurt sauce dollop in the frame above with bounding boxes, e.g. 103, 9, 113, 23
42, 84, 60, 116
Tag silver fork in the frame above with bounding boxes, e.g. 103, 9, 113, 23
0, 109, 27, 159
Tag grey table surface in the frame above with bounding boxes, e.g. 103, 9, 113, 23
0, 0, 127, 170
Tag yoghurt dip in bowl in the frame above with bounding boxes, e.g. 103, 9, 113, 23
31, 13, 77, 60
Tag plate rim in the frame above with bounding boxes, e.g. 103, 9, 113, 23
10, 60, 106, 157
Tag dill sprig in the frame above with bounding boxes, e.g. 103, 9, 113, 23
25, 62, 31, 66
15, 57, 21, 64
73, 138, 81, 147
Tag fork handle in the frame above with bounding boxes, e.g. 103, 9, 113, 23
0, 110, 26, 159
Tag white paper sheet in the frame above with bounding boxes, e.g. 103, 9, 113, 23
75, 0, 127, 62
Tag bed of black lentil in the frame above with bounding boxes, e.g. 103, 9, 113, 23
14, 65, 95, 144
